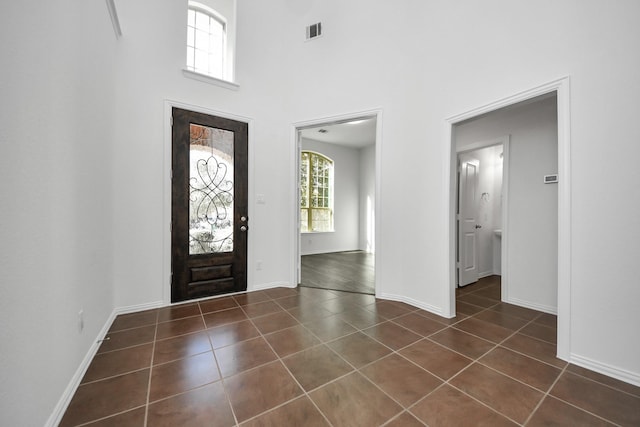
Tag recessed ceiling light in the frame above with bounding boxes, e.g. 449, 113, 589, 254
347, 119, 367, 125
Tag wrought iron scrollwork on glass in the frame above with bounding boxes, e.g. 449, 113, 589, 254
189, 154, 234, 254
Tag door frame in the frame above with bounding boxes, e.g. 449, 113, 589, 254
444, 77, 572, 360
290, 109, 383, 294
456, 137, 510, 294
163, 100, 254, 305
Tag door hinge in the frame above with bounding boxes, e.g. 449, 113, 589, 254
170, 221, 172, 232
170, 115, 173, 127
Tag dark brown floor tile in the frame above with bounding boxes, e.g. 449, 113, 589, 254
82, 343, 152, 383
149, 352, 220, 401
327, 332, 391, 368
410, 384, 517, 427
393, 312, 448, 337
454, 317, 514, 343
501, 333, 566, 368
81, 407, 146, 427
233, 290, 271, 306
147, 381, 235, 427
225, 361, 303, 423
338, 306, 386, 329
550, 371, 640, 426
296, 286, 340, 300
282, 345, 353, 391
362, 321, 422, 350
319, 297, 358, 314
59, 370, 149, 427
338, 293, 377, 306
399, 339, 472, 380
287, 305, 334, 323
264, 325, 320, 357
415, 309, 467, 325
155, 316, 206, 340
203, 307, 248, 329
457, 293, 499, 308
251, 310, 299, 334
479, 347, 561, 391
264, 287, 299, 299
215, 336, 277, 378
273, 294, 307, 309
361, 354, 442, 407
240, 300, 283, 318
109, 310, 158, 332
520, 322, 557, 344
99, 325, 156, 353
310, 372, 402, 427
430, 327, 495, 359
527, 396, 615, 427
207, 319, 260, 349
384, 411, 425, 427
474, 284, 502, 300
366, 301, 413, 319
303, 315, 357, 342
199, 296, 239, 314
157, 303, 201, 323
153, 331, 212, 365
533, 312, 557, 328
566, 364, 640, 397
449, 363, 543, 424
489, 302, 540, 321
456, 301, 486, 316
240, 396, 329, 427
473, 309, 529, 330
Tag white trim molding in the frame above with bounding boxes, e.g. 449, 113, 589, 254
443, 76, 572, 360
378, 292, 446, 317
182, 69, 240, 91
105, 0, 122, 39
570, 354, 640, 388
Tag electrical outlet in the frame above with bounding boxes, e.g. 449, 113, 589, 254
256, 260, 263, 270
78, 309, 84, 333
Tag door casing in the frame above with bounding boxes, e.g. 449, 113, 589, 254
444, 77, 571, 361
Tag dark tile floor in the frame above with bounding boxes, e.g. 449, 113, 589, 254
60, 276, 640, 426
301, 251, 374, 295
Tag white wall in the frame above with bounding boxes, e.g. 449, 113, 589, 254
359, 144, 376, 253
280, 0, 640, 382
300, 138, 360, 254
0, 2, 118, 426
456, 96, 558, 313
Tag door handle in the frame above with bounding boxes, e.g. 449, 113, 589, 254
475, 224, 482, 229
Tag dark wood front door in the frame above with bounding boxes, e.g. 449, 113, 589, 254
171, 107, 248, 302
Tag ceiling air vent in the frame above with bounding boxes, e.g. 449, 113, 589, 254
306, 22, 322, 40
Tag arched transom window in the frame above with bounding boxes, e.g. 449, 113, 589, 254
187, 2, 226, 79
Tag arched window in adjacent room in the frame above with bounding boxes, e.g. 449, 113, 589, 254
300, 151, 334, 232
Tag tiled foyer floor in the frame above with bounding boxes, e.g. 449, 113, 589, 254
60, 277, 640, 426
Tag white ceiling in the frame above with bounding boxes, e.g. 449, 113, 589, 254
299, 117, 376, 148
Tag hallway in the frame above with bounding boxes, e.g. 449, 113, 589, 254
300, 251, 374, 295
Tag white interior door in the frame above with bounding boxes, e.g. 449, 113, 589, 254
458, 154, 480, 286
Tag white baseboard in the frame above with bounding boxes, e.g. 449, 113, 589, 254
377, 292, 447, 318
45, 301, 163, 427
570, 353, 640, 387
504, 296, 557, 315
478, 271, 494, 279
253, 281, 293, 290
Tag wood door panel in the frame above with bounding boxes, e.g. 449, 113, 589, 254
171, 108, 248, 302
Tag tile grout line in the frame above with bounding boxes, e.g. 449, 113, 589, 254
199, 300, 242, 427
142, 310, 159, 427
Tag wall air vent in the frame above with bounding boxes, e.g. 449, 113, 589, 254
306, 22, 322, 40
